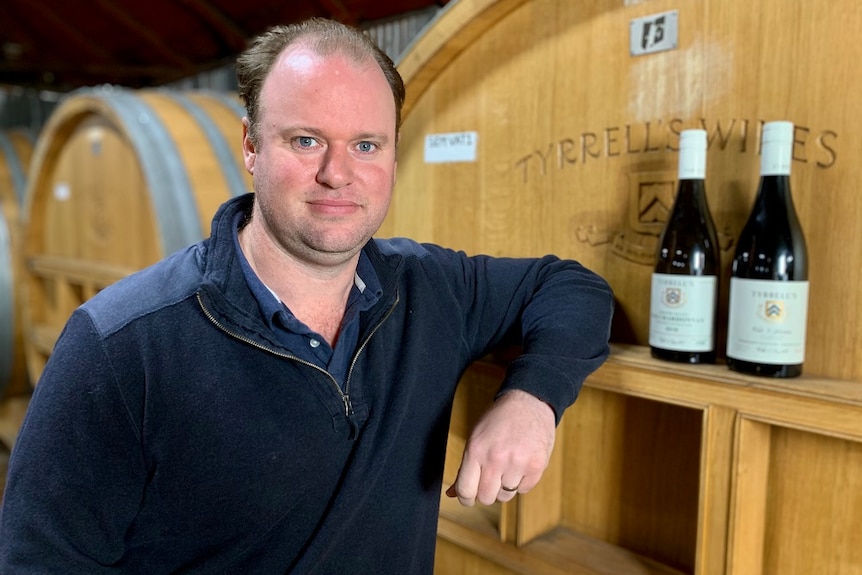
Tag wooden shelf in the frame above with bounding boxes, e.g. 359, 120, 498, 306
605, 344, 862, 409
594, 345, 862, 443
439, 496, 687, 575
439, 344, 862, 574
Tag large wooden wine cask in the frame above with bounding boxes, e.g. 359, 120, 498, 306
0, 128, 35, 399
383, 0, 859, 383
385, 1, 862, 574
22, 87, 251, 384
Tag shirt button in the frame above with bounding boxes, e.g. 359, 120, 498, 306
309, 338, 321, 348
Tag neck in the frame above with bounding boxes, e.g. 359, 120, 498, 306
238, 223, 358, 345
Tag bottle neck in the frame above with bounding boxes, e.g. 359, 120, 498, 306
675, 179, 709, 212
755, 174, 793, 206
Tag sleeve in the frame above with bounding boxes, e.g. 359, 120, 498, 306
0, 309, 146, 573
431, 246, 614, 424
499, 255, 613, 423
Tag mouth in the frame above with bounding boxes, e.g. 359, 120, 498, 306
307, 199, 362, 217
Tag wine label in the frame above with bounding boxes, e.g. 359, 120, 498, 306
649, 273, 717, 352
726, 278, 809, 364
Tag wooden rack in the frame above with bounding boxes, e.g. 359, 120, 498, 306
438, 345, 862, 574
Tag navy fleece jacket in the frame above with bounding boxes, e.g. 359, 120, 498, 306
0, 193, 613, 574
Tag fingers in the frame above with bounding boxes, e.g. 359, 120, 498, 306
446, 475, 521, 505
446, 463, 539, 506
475, 463, 518, 505
447, 459, 481, 507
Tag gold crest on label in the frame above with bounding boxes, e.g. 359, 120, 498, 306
761, 300, 785, 322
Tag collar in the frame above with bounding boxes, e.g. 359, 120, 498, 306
230, 207, 383, 333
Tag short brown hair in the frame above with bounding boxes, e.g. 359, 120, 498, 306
236, 18, 406, 145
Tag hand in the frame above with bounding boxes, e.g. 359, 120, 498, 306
445, 389, 556, 506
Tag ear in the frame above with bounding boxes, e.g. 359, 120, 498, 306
242, 117, 256, 174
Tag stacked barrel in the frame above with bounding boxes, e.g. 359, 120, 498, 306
0, 128, 34, 401
1, 87, 251, 447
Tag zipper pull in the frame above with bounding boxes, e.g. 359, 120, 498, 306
342, 394, 358, 440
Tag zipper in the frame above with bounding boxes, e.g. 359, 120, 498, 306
196, 290, 399, 435
344, 288, 400, 387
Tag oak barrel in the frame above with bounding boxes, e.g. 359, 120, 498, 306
0, 128, 34, 398
389, 1, 862, 573
383, 0, 861, 382
22, 87, 251, 383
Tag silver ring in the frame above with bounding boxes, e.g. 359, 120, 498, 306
501, 485, 519, 492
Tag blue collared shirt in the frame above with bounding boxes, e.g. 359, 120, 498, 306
233, 211, 382, 387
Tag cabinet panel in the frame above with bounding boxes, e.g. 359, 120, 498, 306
764, 427, 862, 574
562, 387, 702, 573
729, 418, 862, 575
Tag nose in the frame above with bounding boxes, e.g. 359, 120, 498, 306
316, 146, 354, 189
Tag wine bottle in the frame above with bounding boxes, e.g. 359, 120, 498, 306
726, 121, 809, 377
649, 129, 720, 363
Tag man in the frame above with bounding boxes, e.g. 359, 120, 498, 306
0, 18, 613, 574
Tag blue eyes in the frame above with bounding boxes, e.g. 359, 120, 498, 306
292, 136, 378, 154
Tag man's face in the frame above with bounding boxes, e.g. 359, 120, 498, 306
243, 45, 397, 267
